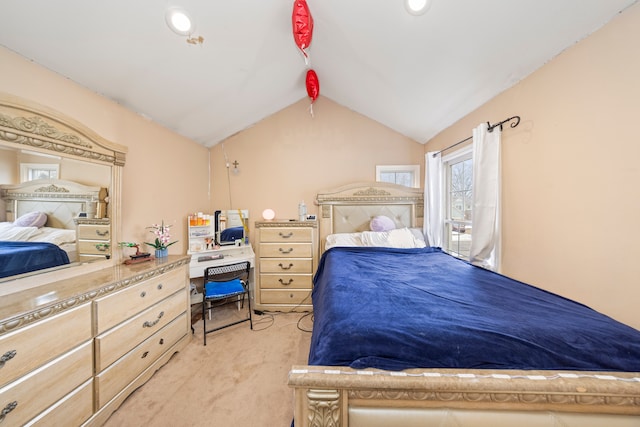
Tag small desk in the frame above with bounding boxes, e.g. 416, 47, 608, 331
188, 244, 256, 312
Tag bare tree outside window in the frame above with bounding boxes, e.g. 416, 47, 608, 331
445, 153, 472, 259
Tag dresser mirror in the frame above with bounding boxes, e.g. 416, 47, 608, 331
0, 93, 127, 282
214, 209, 249, 245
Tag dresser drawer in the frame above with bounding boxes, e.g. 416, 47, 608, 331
25, 379, 93, 427
260, 227, 312, 243
259, 274, 312, 289
0, 341, 92, 427
260, 289, 311, 305
259, 259, 312, 274
95, 313, 187, 409
95, 290, 186, 372
95, 268, 185, 334
77, 224, 110, 240
259, 243, 312, 258
0, 303, 92, 388
77, 240, 111, 255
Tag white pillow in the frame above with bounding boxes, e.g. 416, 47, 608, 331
325, 228, 426, 249
325, 232, 364, 249
361, 228, 426, 248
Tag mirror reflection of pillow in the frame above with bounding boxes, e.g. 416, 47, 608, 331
35, 227, 77, 245
14, 211, 48, 228
369, 215, 396, 232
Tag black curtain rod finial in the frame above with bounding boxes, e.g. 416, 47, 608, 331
488, 115, 520, 133
432, 115, 521, 157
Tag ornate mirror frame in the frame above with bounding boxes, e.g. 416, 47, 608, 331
0, 93, 127, 264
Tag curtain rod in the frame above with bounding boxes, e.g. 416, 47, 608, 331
431, 115, 521, 158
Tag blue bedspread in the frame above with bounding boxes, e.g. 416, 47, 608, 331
0, 241, 70, 278
309, 246, 640, 372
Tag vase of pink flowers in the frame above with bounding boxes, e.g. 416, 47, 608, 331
145, 221, 177, 258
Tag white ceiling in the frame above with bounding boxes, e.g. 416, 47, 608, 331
0, 1, 636, 147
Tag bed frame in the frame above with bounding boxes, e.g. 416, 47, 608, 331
288, 182, 640, 427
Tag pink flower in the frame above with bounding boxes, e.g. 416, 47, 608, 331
145, 220, 178, 250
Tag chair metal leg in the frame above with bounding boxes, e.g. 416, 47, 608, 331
203, 298, 207, 346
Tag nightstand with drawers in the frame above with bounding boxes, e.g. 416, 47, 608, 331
75, 218, 111, 261
254, 220, 318, 312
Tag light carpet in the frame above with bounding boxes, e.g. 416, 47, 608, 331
103, 308, 313, 427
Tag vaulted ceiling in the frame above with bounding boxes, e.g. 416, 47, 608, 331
1, 1, 636, 147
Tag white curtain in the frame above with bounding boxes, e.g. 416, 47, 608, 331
424, 151, 443, 248
469, 123, 502, 271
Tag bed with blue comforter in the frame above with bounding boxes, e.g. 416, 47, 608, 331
0, 241, 70, 279
309, 246, 640, 372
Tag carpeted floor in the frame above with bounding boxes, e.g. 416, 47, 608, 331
103, 307, 313, 427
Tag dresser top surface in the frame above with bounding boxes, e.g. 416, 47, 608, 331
0, 255, 190, 334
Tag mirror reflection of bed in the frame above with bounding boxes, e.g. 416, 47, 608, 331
215, 209, 248, 246
0, 179, 109, 280
0, 93, 127, 283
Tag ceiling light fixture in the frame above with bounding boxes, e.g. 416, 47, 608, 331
166, 7, 194, 35
165, 7, 204, 45
404, 0, 432, 16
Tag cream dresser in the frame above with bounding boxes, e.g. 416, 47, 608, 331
254, 220, 317, 312
0, 255, 191, 427
75, 218, 112, 261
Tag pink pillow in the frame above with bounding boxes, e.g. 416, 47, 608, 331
14, 211, 48, 228
369, 215, 395, 232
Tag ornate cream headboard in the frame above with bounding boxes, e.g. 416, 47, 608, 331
315, 182, 424, 252
0, 179, 107, 229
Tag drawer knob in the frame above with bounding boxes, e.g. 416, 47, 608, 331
95, 229, 109, 237
140, 291, 147, 298
157, 284, 163, 290
279, 278, 293, 286
143, 311, 164, 328
0, 350, 17, 368
0, 401, 17, 422
141, 351, 149, 359
95, 243, 109, 252
159, 338, 165, 345
278, 232, 293, 239
278, 263, 294, 270
289, 293, 294, 299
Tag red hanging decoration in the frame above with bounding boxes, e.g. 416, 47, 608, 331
306, 69, 320, 116
306, 69, 320, 102
292, 0, 314, 61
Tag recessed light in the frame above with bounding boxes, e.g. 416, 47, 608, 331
165, 7, 194, 36
405, 0, 431, 16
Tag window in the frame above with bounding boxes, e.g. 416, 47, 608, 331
443, 148, 472, 259
376, 165, 420, 188
20, 163, 59, 182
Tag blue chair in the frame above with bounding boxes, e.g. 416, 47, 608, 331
202, 261, 253, 345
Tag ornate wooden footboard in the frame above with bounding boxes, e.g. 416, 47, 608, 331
289, 366, 640, 427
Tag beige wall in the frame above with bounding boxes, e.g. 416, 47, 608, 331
0, 47, 210, 255
425, 4, 640, 329
209, 96, 424, 237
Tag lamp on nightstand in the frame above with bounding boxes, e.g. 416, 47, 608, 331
262, 209, 276, 220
